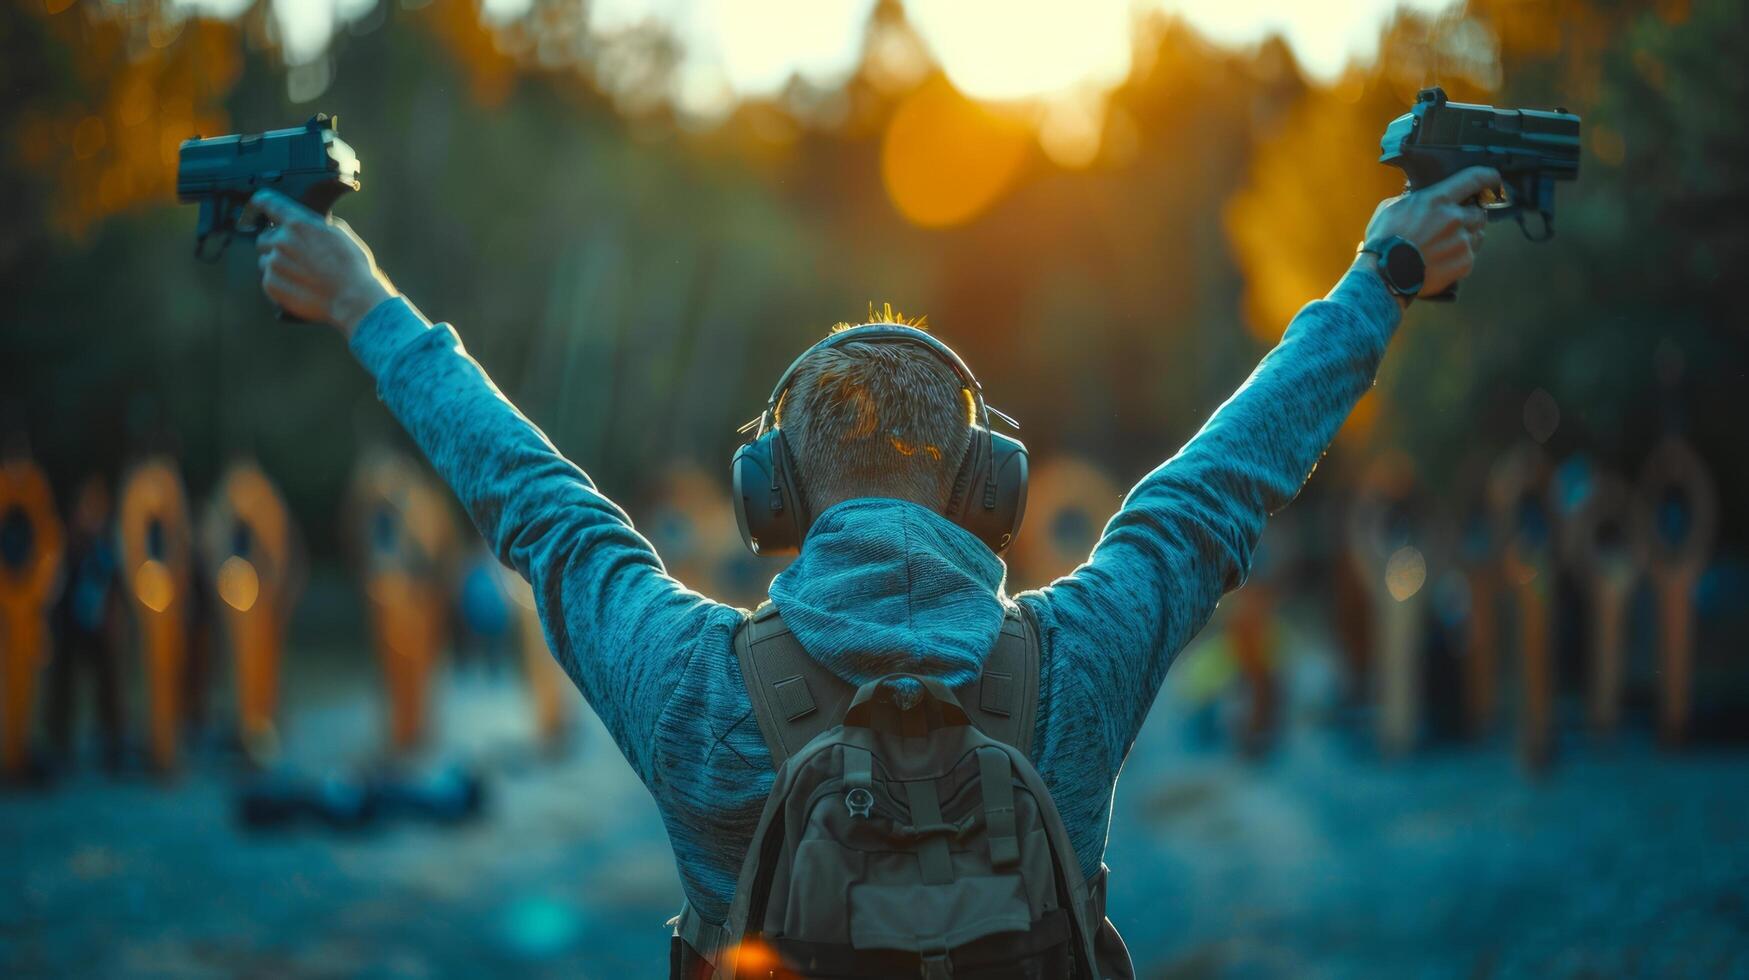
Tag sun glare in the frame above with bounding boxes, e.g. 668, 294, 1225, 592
906, 0, 1133, 102
210, 0, 1465, 111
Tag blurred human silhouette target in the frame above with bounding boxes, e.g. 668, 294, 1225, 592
0, 458, 63, 779
1556, 466, 1639, 735
202, 461, 296, 765
119, 458, 193, 774
493, 563, 571, 751
642, 463, 781, 607
1346, 452, 1433, 757
1008, 457, 1121, 589
641, 464, 740, 593
348, 453, 457, 755
1634, 436, 1716, 746
1488, 444, 1556, 772
1450, 458, 1502, 739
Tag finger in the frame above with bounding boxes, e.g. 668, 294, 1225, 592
255, 225, 287, 252
1463, 207, 1486, 235
261, 271, 318, 309
1431, 166, 1504, 206
250, 189, 320, 227
263, 256, 322, 290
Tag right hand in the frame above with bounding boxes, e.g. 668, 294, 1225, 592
1363, 166, 1503, 298
252, 190, 397, 338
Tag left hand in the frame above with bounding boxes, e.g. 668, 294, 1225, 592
252, 190, 396, 337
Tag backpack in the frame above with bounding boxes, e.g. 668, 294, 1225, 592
671, 602, 1131, 979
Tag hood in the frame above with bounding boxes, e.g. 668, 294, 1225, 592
768, 497, 1008, 688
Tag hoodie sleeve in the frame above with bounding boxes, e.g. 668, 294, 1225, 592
349, 297, 742, 781
1024, 268, 1401, 767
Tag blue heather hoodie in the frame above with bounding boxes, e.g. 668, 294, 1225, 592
349, 268, 1401, 923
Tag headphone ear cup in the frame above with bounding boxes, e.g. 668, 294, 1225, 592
945, 430, 1028, 554
945, 430, 988, 522
731, 430, 808, 556
727, 430, 808, 560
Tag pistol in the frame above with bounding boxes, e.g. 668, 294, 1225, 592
177, 114, 361, 262
1380, 87, 1580, 299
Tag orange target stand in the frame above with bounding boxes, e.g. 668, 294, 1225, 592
1489, 446, 1555, 773
119, 459, 193, 774
1635, 438, 1716, 748
205, 462, 294, 764
0, 459, 63, 778
351, 455, 455, 755
1346, 453, 1432, 758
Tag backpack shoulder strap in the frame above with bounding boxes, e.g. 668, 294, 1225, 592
735, 600, 1044, 767
735, 602, 855, 768
956, 603, 1041, 756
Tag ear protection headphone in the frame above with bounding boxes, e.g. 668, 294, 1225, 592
731, 324, 1028, 557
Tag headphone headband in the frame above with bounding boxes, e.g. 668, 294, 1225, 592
731, 322, 1028, 556
741, 324, 1011, 438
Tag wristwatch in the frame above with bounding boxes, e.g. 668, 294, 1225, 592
1358, 236, 1426, 301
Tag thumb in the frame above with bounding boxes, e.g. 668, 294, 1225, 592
1428, 166, 1503, 206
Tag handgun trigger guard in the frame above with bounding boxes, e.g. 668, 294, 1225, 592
194, 227, 234, 263
1516, 209, 1555, 243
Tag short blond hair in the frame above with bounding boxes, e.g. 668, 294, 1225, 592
778, 303, 976, 516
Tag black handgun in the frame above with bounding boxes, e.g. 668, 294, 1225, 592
177, 114, 361, 262
1380, 87, 1580, 299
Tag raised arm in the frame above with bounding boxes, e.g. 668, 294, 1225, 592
1025, 167, 1502, 763
250, 191, 741, 780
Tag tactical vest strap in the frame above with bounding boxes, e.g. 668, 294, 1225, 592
735, 602, 1041, 769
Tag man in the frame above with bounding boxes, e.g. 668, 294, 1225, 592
251, 163, 1499, 970
47, 476, 126, 773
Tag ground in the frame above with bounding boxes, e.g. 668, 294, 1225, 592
3, 632, 1747, 979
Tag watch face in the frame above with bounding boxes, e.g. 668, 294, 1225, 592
1383, 239, 1425, 295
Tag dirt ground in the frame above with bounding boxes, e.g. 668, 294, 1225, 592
3, 632, 1747, 979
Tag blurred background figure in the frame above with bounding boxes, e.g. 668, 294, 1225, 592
0, 455, 63, 783
454, 544, 512, 677
496, 562, 572, 754
45, 475, 126, 774
349, 452, 457, 756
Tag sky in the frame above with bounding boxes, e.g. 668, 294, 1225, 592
180, 0, 1461, 106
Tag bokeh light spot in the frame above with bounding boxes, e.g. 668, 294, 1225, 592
134, 559, 176, 613
217, 555, 261, 613
882, 79, 1031, 227
1384, 545, 1426, 601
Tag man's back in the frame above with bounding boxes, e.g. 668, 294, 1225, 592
340, 267, 1402, 922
